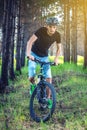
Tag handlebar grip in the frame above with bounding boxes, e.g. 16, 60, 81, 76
27, 56, 29, 59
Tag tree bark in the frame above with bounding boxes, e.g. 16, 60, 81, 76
83, 0, 87, 68
21, 23, 26, 67
9, 0, 16, 80
1, 0, 12, 90
71, 0, 77, 63
64, 0, 70, 62
16, 0, 22, 73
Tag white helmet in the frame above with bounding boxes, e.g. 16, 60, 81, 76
46, 17, 59, 25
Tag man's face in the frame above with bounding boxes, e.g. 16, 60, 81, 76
46, 25, 57, 35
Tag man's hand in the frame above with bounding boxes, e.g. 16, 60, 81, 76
54, 57, 59, 65
27, 55, 34, 60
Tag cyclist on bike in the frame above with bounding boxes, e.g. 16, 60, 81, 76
26, 17, 61, 98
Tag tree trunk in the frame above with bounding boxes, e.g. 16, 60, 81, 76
9, 0, 16, 80
71, 0, 77, 63
64, 0, 70, 62
83, 0, 87, 68
1, 0, 12, 90
16, 0, 22, 73
21, 23, 26, 67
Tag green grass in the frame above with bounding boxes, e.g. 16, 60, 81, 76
51, 61, 87, 130
49, 55, 84, 65
0, 56, 87, 130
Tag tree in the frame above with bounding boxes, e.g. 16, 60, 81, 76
1, 0, 13, 90
83, 0, 87, 68
64, 0, 70, 62
71, 0, 77, 63
16, 0, 22, 73
20, 23, 26, 67
9, 0, 16, 80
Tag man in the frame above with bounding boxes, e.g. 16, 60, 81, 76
26, 17, 61, 97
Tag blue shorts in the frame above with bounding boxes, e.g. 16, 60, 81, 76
28, 52, 52, 78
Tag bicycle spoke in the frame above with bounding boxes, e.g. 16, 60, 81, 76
30, 82, 56, 122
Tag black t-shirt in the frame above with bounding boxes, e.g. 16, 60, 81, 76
31, 27, 61, 57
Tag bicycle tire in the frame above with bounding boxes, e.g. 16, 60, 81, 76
29, 81, 56, 122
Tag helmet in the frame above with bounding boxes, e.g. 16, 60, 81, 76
46, 17, 59, 25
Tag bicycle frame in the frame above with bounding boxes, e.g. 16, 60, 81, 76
34, 58, 55, 82
29, 58, 56, 122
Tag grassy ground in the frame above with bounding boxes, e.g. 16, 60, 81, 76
0, 56, 87, 130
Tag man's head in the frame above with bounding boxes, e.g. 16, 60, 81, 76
45, 17, 58, 35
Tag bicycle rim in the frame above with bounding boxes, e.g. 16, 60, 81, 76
29, 81, 56, 122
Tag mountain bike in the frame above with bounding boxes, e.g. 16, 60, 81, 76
29, 58, 56, 122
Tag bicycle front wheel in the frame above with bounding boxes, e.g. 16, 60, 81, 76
29, 81, 56, 122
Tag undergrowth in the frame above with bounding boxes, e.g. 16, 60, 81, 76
0, 56, 87, 130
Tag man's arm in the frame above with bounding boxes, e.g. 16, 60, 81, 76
26, 34, 37, 60
54, 43, 61, 65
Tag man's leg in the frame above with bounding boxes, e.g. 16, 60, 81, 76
28, 58, 36, 80
43, 63, 52, 99
29, 77, 35, 84
29, 77, 36, 95
41, 56, 52, 99
46, 78, 52, 83
46, 78, 52, 98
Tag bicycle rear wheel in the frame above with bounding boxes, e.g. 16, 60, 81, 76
29, 81, 56, 122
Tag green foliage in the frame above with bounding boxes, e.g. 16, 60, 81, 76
77, 55, 84, 65
52, 62, 87, 130
0, 56, 87, 130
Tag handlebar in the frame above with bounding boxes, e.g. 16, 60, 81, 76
34, 58, 56, 66
27, 56, 56, 66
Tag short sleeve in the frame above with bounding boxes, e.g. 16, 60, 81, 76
34, 27, 43, 38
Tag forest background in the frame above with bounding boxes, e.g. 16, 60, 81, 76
0, 1, 87, 129
0, 0, 87, 89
